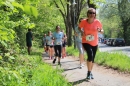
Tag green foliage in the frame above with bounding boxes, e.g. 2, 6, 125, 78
24, 5, 38, 18
0, 47, 72, 86
0, 1, 39, 83
0, 0, 71, 85
0, 10, 19, 62
99, 1, 122, 38
124, 28, 130, 45
0, 67, 26, 86
12, 1, 24, 11
28, 0, 65, 47
118, 0, 130, 45
99, 0, 130, 45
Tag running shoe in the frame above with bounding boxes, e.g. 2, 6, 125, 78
58, 62, 61, 65
90, 72, 94, 79
86, 72, 94, 79
52, 59, 56, 64
86, 72, 91, 80
79, 64, 84, 69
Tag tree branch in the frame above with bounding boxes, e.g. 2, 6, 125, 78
60, 0, 67, 17
54, 0, 66, 19
87, 0, 96, 9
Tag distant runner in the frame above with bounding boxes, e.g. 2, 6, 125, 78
52, 25, 64, 65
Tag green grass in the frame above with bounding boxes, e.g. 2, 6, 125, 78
29, 63, 70, 86
22, 47, 72, 86
66, 46, 130, 73
95, 51, 130, 72
0, 47, 72, 86
66, 46, 79, 56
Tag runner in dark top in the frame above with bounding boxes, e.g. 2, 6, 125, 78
26, 29, 33, 55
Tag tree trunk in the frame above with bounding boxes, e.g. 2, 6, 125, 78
66, 0, 72, 46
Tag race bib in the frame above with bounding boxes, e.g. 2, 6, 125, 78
86, 35, 94, 41
48, 42, 52, 45
56, 42, 61, 45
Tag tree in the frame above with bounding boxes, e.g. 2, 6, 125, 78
53, 0, 88, 46
0, 0, 39, 61
99, 0, 122, 38
118, 0, 130, 45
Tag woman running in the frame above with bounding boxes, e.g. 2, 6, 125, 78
79, 8, 104, 79
46, 31, 54, 59
52, 25, 64, 65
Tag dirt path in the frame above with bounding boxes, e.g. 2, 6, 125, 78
43, 53, 130, 86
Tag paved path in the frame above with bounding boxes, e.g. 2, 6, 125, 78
42, 52, 130, 86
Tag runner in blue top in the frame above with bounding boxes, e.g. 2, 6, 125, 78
52, 25, 64, 65
46, 31, 54, 60
74, 18, 84, 69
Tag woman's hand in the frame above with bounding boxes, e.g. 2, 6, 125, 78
97, 28, 103, 33
78, 27, 85, 36
81, 31, 85, 36
74, 31, 78, 36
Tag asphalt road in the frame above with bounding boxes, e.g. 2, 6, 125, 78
98, 43, 130, 57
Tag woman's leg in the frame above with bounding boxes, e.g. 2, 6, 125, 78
64, 46, 66, 57
82, 43, 94, 79
91, 46, 98, 70
57, 45, 62, 65
53, 45, 58, 64
62, 46, 64, 58
49, 46, 53, 59
46, 46, 48, 54
50, 46, 54, 58
62, 43, 66, 58
76, 42, 84, 66
63, 42, 67, 57
48, 46, 51, 59
52, 47, 54, 57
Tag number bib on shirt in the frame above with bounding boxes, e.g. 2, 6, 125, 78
56, 42, 61, 45
86, 35, 94, 41
48, 42, 52, 45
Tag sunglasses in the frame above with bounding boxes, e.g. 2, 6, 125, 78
88, 12, 95, 14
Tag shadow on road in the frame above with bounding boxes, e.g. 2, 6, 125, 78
63, 67, 79, 71
69, 78, 89, 85
61, 60, 79, 63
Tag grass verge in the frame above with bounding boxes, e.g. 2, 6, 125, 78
0, 47, 72, 86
